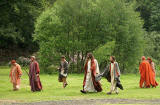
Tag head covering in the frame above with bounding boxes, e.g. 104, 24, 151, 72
31, 56, 36, 59
11, 60, 16, 64
147, 57, 152, 63
141, 56, 145, 60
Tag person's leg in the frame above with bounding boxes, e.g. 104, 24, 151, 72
16, 85, 20, 90
62, 77, 66, 88
114, 81, 118, 94
140, 77, 144, 88
107, 80, 115, 94
115, 87, 118, 94
13, 83, 17, 91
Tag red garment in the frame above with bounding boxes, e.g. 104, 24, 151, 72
29, 61, 42, 92
83, 59, 102, 92
9, 63, 22, 85
139, 60, 158, 88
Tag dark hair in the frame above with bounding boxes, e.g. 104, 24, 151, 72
11, 60, 16, 64
87, 53, 94, 59
147, 57, 152, 64
61, 55, 65, 59
111, 56, 116, 61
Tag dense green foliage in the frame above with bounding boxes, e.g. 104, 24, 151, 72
1, 0, 160, 73
34, 0, 144, 73
0, 0, 56, 60
134, 0, 160, 64
0, 0, 40, 50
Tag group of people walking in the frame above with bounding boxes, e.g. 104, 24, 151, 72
139, 56, 158, 88
9, 53, 158, 95
9, 56, 42, 92
80, 53, 122, 95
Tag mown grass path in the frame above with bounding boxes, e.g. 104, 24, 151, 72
0, 66, 160, 104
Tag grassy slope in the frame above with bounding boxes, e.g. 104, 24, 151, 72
0, 66, 160, 102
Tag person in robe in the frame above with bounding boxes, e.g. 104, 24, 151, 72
29, 56, 42, 92
139, 56, 158, 88
58, 56, 68, 88
9, 60, 22, 91
147, 57, 156, 79
81, 53, 102, 93
107, 56, 120, 95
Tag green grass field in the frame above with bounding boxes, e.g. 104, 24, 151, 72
0, 66, 160, 102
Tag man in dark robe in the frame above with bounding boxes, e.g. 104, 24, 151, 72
81, 53, 102, 93
29, 56, 42, 92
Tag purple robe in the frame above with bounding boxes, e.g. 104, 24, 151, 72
29, 61, 42, 92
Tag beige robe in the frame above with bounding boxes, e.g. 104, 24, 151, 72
9, 63, 22, 89
84, 59, 100, 92
110, 63, 118, 93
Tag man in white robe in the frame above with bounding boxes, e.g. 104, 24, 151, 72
81, 53, 102, 93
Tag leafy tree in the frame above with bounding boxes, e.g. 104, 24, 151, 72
0, 0, 56, 61
144, 32, 160, 62
34, 0, 144, 73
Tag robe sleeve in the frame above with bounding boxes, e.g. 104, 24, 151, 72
95, 60, 100, 74
151, 62, 156, 73
115, 62, 120, 76
64, 61, 68, 74
139, 63, 142, 74
9, 67, 12, 77
17, 65, 22, 76
35, 62, 40, 74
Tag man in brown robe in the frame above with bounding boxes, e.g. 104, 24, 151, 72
9, 60, 22, 91
81, 53, 102, 93
58, 56, 69, 88
29, 56, 42, 92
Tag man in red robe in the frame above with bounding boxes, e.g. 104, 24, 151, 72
29, 56, 42, 92
139, 56, 158, 88
81, 53, 102, 93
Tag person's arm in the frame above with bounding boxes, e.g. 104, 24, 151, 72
35, 62, 40, 76
9, 67, 12, 78
152, 62, 156, 73
95, 60, 100, 74
115, 62, 120, 77
139, 63, 142, 74
17, 65, 22, 78
102, 65, 109, 77
64, 61, 68, 74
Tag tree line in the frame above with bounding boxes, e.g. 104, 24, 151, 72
0, 0, 160, 74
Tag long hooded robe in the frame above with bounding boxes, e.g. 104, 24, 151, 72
139, 60, 158, 88
83, 59, 102, 92
9, 63, 22, 89
29, 61, 42, 92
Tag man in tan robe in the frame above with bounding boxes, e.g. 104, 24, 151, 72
107, 56, 120, 95
9, 60, 22, 91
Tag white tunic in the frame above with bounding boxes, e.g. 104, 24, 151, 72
110, 62, 118, 93
84, 59, 100, 92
